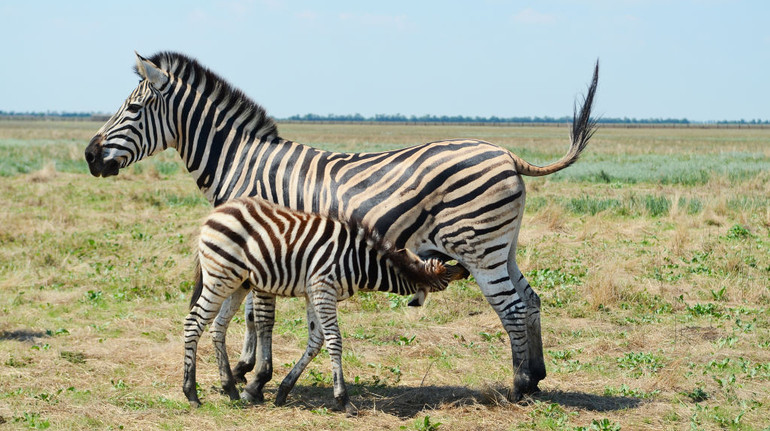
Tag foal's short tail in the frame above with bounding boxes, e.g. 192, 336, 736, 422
189, 258, 203, 310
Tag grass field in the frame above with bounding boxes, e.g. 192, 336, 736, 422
0, 120, 768, 430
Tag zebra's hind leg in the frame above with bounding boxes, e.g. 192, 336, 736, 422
474, 269, 535, 402
273, 300, 324, 407
210, 287, 250, 401
239, 293, 276, 404
510, 264, 546, 388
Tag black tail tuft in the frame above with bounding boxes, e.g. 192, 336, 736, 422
571, 60, 599, 158
189, 259, 203, 310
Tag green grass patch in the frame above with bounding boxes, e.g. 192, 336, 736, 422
552, 152, 770, 185
2, 121, 769, 430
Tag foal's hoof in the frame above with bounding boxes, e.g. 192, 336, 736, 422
240, 389, 264, 405
232, 362, 254, 384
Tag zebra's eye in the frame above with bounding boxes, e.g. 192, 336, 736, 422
126, 103, 143, 113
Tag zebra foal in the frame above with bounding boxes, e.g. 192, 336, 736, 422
184, 197, 466, 412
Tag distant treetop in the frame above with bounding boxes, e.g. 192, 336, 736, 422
1, 110, 767, 125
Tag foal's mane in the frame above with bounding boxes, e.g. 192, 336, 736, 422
345, 218, 442, 291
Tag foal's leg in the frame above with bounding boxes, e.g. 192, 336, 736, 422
210, 287, 250, 401
183, 275, 240, 407
182, 310, 206, 408
231, 290, 254, 382
272, 300, 323, 406
308, 287, 354, 415
239, 293, 276, 403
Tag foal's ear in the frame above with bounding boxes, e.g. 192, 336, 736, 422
135, 51, 169, 89
396, 248, 421, 262
444, 264, 470, 282
407, 289, 428, 307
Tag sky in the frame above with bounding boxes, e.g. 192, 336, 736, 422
1, 0, 768, 122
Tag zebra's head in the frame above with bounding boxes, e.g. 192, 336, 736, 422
85, 52, 175, 177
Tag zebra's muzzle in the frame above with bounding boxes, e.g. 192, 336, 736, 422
84, 135, 120, 177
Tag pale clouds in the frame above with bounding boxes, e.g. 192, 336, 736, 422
296, 9, 319, 21
512, 8, 556, 25
337, 12, 413, 32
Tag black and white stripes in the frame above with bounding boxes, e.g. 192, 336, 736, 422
183, 197, 464, 411
85, 51, 598, 401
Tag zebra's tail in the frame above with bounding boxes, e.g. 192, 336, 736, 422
510, 60, 599, 177
189, 257, 203, 310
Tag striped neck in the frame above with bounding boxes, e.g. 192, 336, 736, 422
349, 224, 437, 297
145, 52, 279, 204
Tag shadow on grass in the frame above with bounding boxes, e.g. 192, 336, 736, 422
267, 384, 643, 418
0, 329, 48, 342
533, 389, 643, 412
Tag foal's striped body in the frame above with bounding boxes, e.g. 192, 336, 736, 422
183, 197, 465, 412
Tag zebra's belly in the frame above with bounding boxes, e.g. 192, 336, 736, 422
246, 273, 354, 302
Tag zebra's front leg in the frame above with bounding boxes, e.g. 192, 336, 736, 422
308, 288, 354, 415
239, 293, 276, 404
211, 287, 250, 401
476, 270, 534, 402
273, 300, 324, 406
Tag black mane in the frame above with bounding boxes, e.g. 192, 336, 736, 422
345, 217, 440, 291
138, 51, 278, 139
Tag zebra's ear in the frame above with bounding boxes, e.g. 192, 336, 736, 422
135, 51, 168, 89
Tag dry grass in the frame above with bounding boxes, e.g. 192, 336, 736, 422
1, 121, 769, 430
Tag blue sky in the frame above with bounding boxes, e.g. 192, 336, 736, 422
1, 1, 768, 121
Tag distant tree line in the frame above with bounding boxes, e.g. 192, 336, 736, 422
284, 113, 770, 125
0, 110, 93, 118
1, 110, 768, 125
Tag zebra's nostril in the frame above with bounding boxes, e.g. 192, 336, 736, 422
85, 151, 95, 164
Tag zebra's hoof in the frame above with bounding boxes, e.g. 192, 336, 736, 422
274, 388, 289, 407
343, 403, 358, 417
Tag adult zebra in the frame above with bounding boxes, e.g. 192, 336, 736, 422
85, 51, 598, 402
